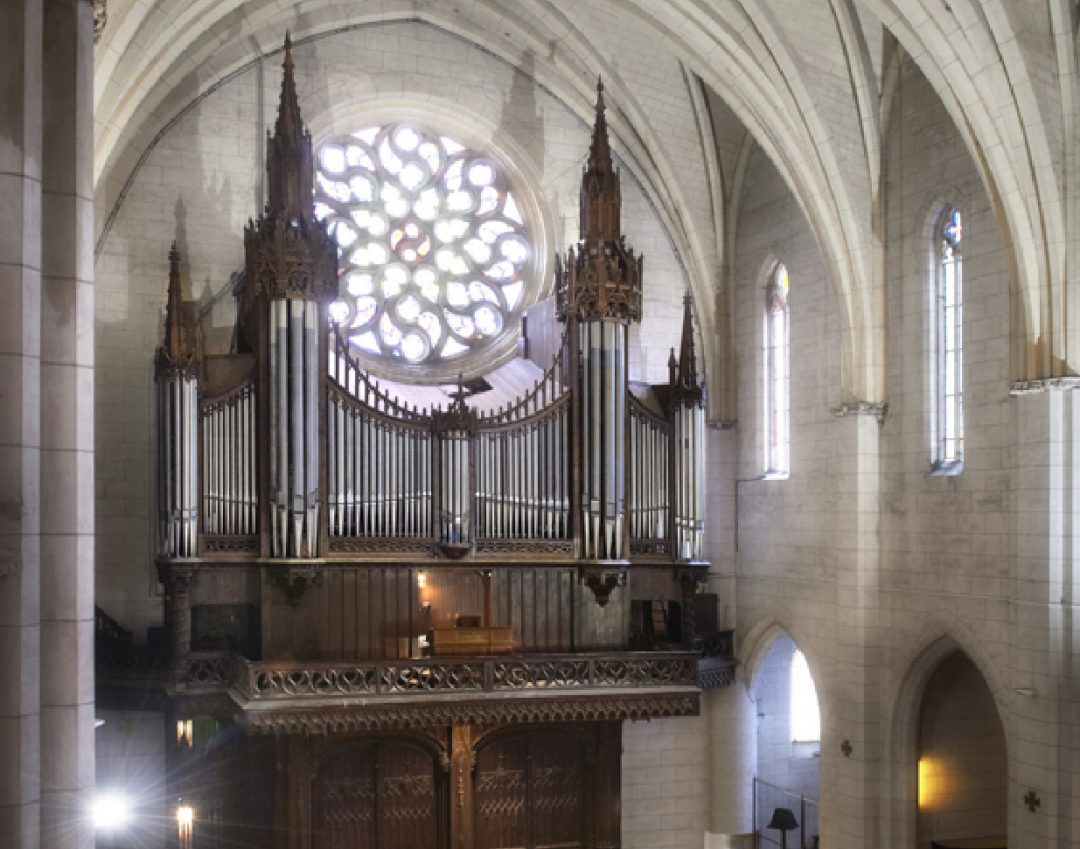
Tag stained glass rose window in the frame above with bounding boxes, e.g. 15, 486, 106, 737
314, 124, 534, 370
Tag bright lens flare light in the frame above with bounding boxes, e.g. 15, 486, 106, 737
177, 804, 195, 849
91, 791, 134, 830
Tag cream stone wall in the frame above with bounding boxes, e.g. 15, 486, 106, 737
93, 22, 687, 639
716, 51, 1078, 849
622, 715, 709, 849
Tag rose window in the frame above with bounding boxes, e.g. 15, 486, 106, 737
314, 124, 534, 368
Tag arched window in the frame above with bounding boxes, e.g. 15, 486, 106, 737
932, 207, 963, 470
764, 263, 790, 476
790, 649, 820, 743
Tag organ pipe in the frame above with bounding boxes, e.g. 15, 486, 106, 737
159, 374, 198, 556
575, 319, 628, 560
198, 385, 256, 538
269, 299, 320, 557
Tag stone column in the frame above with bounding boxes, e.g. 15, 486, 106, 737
0, 1, 44, 846
163, 568, 196, 662
39, 0, 96, 847
824, 410, 884, 849
704, 673, 757, 842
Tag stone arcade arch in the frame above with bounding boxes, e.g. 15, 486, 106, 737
884, 631, 1012, 849
740, 620, 825, 849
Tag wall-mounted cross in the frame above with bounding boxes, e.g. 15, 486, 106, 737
840, 739, 852, 758
1024, 790, 1041, 813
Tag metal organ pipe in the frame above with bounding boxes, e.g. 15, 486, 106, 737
268, 299, 320, 557
323, 328, 574, 547
305, 302, 319, 546
195, 383, 256, 541
577, 320, 627, 560
159, 372, 199, 556
673, 400, 705, 560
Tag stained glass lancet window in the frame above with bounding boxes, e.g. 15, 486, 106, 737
933, 207, 963, 470
764, 263, 790, 477
313, 125, 533, 370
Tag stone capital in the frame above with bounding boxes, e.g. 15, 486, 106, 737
80, 0, 107, 43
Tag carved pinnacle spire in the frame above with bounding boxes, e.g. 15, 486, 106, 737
274, 32, 302, 145
265, 32, 314, 217
587, 77, 613, 174
678, 292, 697, 379
163, 241, 185, 359
673, 290, 703, 403
556, 74, 641, 325
579, 76, 621, 245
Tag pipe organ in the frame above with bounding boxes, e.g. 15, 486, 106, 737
155, 77, 706, 567
139, 39, 732, 849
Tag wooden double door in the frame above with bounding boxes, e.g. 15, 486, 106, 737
306, 723, 620, 849
474, 730, 587, 849
314, 739, 441, 849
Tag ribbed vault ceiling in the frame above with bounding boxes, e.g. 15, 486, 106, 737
93, 0, 1078, 404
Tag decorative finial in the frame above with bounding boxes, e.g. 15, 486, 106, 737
449, 373, 469, 411
162, 242, 190, 364
274, 32, 302, 143
673, 290, 702, 403
586, 75, 613, 175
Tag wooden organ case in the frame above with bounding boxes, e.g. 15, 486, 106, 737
132, 36, 735, 849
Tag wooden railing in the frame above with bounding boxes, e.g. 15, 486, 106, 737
99, 646, 736, 703
232, 650, 699, 700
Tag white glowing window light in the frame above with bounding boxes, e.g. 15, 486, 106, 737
315, 124, 533, 364
763, 264, 790, 477
933, 207, 963, 469
790, 649, 821, 743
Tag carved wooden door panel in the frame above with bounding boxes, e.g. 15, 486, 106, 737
476, 736, 529, 848
314, 740, 437, 849
378, 742, 438, 847
530, 734, 585, 849
475, 731, 586, 849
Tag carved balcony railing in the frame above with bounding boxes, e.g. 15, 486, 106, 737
100, 647, 733, 714
233, 651, 700, 701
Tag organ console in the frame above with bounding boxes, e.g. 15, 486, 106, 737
138, 36, 730, 849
